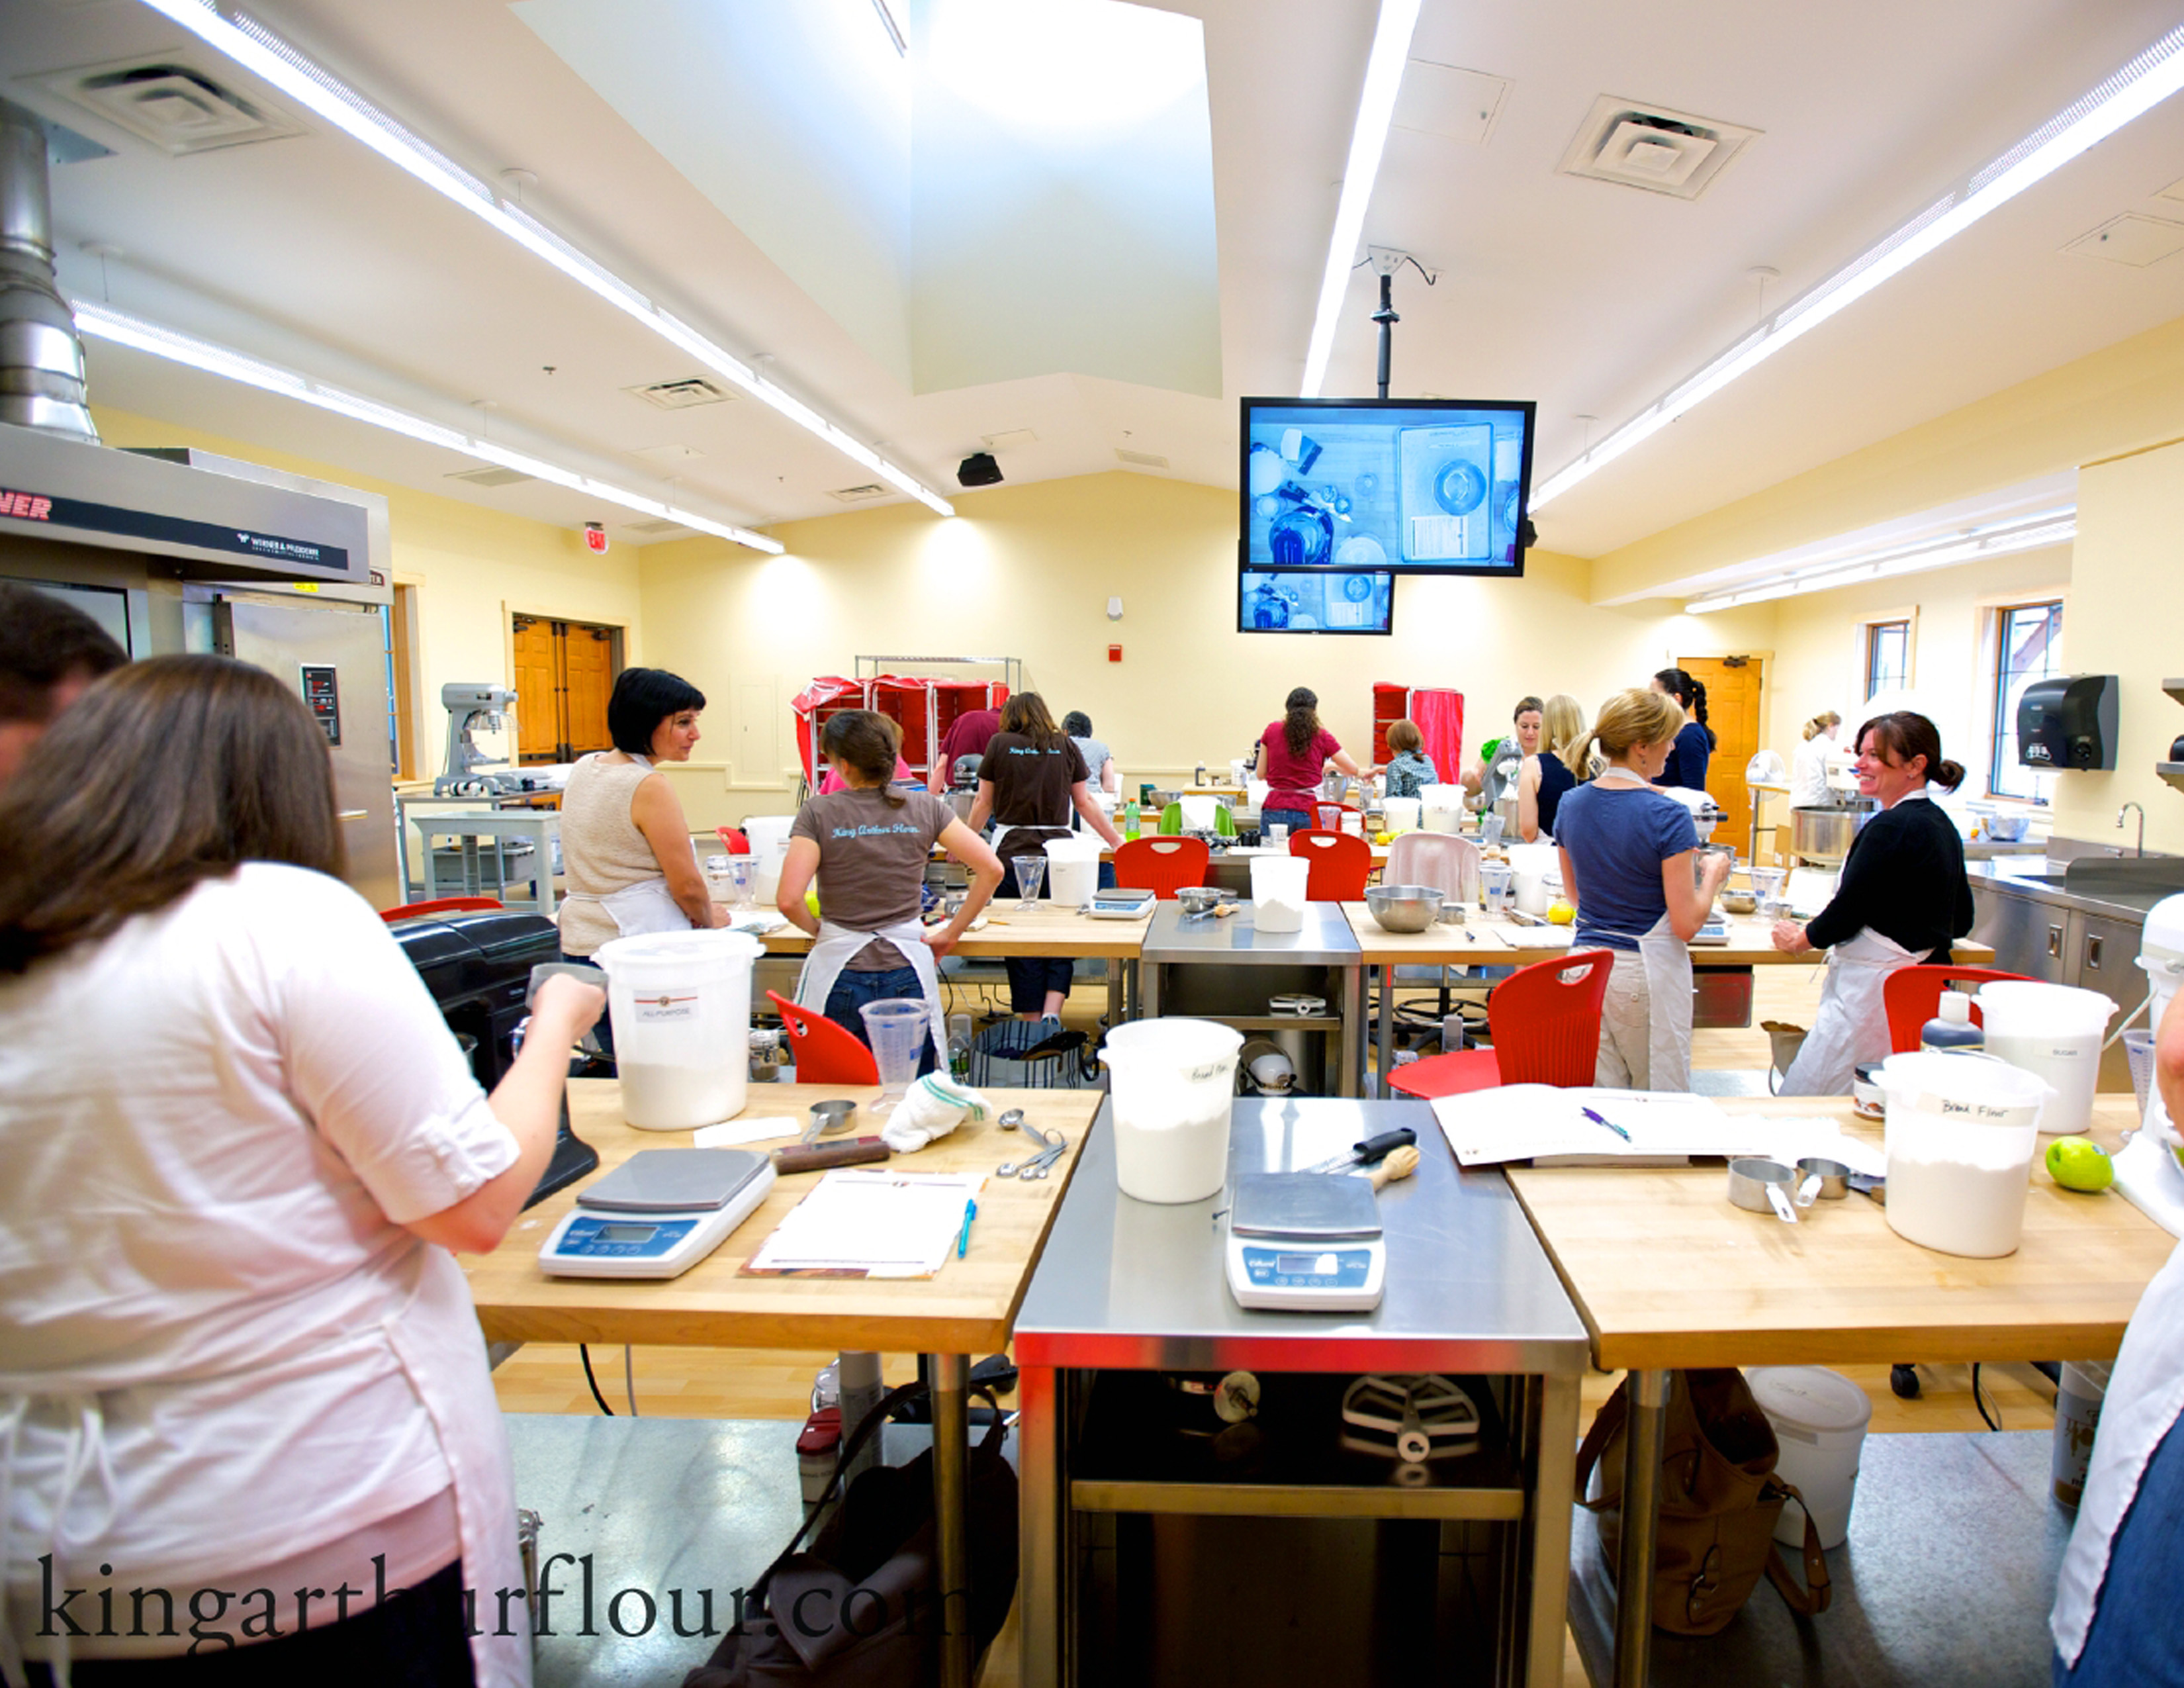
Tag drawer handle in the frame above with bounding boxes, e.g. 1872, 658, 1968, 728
338, 810, 371, 821
2047, 925, 2064, 959
2087, 935, 2104, 970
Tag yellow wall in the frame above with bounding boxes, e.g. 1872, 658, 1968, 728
88, 406, 645, 771
2051, 440, 2184, 855
638, 471, 1778, 829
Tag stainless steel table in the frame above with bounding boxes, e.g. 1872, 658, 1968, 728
1014, 1096, 1590, 1687
1138, 900, 1367, 1095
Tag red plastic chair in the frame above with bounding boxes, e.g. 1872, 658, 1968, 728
717, 826, 751, 853
1288, 829, 1373, 901
1881, 965, 2036, 1053
1113, 836, 1212, 900
766, 990, 881, 1084
1389, 949, 1616, 1099
379, 896, 504, 923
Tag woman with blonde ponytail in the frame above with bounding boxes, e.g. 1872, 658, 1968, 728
1551, 688, 1733, 1091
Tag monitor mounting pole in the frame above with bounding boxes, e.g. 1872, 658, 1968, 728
1365, 248, 1436, 400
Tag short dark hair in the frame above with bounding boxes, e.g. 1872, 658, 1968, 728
607, 667, 705, 755
1062, 710, 1093, 738
0, 582, 127, 724
0, 655, 343, 973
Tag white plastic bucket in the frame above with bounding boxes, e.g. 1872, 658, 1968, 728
753, 841, 791, 907
1043, 835, 1101, 907
1976, 981, 2116, 1137
594, 929, 762, 1129
1250, 855, 1310, 932
1420, 784, 1465, 833
1875, 1050, 2051, 1256
1384, 796, 1421, 832
743, 815, 795, 861
1748, 1366, 1872, 1550
1098, 1018, 1243, 1203
1508, 843, 1559, 915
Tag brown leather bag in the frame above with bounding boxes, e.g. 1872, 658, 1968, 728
1576, 1368, 1831, 1636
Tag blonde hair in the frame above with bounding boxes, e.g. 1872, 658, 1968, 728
1541, 694, 1586, 765
1573, 688, 1684, 771
1386, 718, 1422, 755
1803, 712, 1841, 741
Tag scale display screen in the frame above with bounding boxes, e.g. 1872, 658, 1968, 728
596, 1223, 659, 1244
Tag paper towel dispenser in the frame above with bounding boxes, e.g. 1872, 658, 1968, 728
2017, 674, 2118, 771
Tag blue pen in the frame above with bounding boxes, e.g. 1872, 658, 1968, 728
1580, 1106, 1631, 1143
956, 1198, 978, 1258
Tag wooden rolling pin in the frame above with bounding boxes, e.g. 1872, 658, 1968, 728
773, 1136, 891, 1174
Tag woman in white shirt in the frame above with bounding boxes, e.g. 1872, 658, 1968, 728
0, 655, 600, 1687
1788, 710, 1842, 808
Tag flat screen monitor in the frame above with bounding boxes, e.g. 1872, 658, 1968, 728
1240, 396, 1536, 577
1238, 568, 1393, 635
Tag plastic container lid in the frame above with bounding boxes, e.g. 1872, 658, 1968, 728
1934, 994, 1973, 1026
1747, 1366, 1872, 1436
1874, 1049, 2052, 1115
1976, 980, 2116, 1037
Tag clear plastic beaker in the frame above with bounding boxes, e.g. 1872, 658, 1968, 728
857, 998, 932, 1113
1480, 861, 1515, 915
1011, 855, 1047, 910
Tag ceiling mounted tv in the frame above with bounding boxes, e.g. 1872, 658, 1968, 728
1238, 568, 1393, 635
1240, 396, 1537, 577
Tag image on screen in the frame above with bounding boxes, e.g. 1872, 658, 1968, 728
1238, 569, 1394, 636
1240, 397, 1536, 577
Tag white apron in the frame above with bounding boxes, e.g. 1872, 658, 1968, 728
1778, 925, 1929, 1096
792, 915, 948, 1066
1591, 910, 1696, 1093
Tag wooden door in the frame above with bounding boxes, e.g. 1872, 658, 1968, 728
1679, 654, 1764, 855
511, 615, 561, 763
563, 624, 615, 757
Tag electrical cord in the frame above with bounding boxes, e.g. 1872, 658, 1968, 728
1972, 1362, 2001, 1432
625, 1345, 640, 1416
578, 1344, 615, 1415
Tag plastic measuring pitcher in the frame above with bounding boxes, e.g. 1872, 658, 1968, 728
1974, 981, 2116, 1137
1479, 861, 1515, 915
1043, 835, 1101, 908
1097, 1018, 1243, 1203
593, 929, 762, 1129
857, 998, 932, 1113
1249, 855, 1309, 933
1010, 854, 1047, 910
1874, 1050, 2051, 1257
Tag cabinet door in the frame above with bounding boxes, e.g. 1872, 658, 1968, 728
563, 623, 615, 758
2071, 911, 2149, 1094
1970, 884, 2067, 983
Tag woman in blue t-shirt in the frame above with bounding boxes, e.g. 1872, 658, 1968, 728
1651, 667, 1716, 794
1553, 688, 1733, 1092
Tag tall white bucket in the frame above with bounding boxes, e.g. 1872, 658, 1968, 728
1875, 1050, 2050, 1256
1383, 796, 1422, 832
1044, 835, 1101, 907
1748, 1367, 1872, 1550
1975, 981, 2116, 1137
594, 929, 762, 1129
1099, 1018, 1243, 1203
1420, 784, 1466, 833
1250, 855, 1310, 933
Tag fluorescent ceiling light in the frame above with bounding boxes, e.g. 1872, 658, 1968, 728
1535, 21, 2184, 510
1299, 0, 1423, 399
75, 303, 784, 553
1684, 510, 2073, 612
133, 0, 954, 518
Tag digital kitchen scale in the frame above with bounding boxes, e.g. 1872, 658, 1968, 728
1224, 1172, 1386, 1313
1089, 886, 1157, 919
540, 1148, 775, 1280
1692, 918, 1730, 946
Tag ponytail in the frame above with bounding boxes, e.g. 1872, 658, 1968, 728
1933, 759, 1966, 792
1691, 679, 1715, 749
1654, 667, 1715, 749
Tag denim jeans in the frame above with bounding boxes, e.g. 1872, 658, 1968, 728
1261, 806, 1312, 839
2054, 1409, 2184, 1686
1005, 955, 1076, 1015
823, 964, 938, 1076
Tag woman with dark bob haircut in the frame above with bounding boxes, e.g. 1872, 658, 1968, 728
559, 666, 725, 975
0, 655, 601, 1684
1772, 709, 1974, 1094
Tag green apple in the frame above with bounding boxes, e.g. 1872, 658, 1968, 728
2044, 1136, 2115, 1194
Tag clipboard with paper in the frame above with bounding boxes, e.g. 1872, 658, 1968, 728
740, 1168, 985, 1278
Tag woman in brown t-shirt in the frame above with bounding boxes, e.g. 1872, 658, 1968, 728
967, 693, 1126, 1021
779, 712, 1001, 1066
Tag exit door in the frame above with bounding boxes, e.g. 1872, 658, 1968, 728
1678, 654, 1764, 853
512, 614, 617, 764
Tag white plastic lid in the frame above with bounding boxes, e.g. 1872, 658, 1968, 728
1747, 1366, 1873, 1435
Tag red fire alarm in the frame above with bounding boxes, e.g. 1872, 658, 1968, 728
583, 522, 608, 554
1108, 643, 1123, 663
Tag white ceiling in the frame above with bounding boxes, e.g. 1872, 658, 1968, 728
8, 0, 2184, 560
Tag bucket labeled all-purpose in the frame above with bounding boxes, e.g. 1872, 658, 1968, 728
594, 929, 761, 1129
1099, 1018, 1243, 1203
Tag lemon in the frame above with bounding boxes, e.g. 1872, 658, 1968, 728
2045, 1136, 2114, 1193
805, 887, 822, 918
1547, 900, 1576, 925
1374, 831, 1392, 845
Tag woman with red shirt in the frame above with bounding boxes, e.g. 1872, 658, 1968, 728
1252, 686, 1369, 836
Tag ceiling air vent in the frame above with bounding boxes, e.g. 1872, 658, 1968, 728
828, 483, 891, 503
626, 377, 733, 410
1557, 96, 1757, 200
31, 56, 302, 155
446, 465, 535, 489
2063, 213, 2184, 267
1115, 447, 1169, 469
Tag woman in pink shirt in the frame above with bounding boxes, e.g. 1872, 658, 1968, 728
1253, 686, 1369, 835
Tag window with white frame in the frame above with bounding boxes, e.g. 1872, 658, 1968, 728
1864, 618, 1910, 701
1989, 599, 2063, 803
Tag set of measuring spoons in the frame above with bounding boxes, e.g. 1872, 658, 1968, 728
996, 1108, 1068, 1180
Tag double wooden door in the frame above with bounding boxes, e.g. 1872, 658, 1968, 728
512, 615, 617, 764
1677, 653, 1764, 852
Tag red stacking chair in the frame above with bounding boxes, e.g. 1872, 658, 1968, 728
1288, 829, 1373, 901
766, 990, 882, 1084
717, 826, 751, 853
1388, 949, 1616, 1100
1881, 964, 2035, 1053
379, 896, 503, 923
1113, 836, 1211, 900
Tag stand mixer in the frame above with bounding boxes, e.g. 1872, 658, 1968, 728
436, 682, 520, 795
